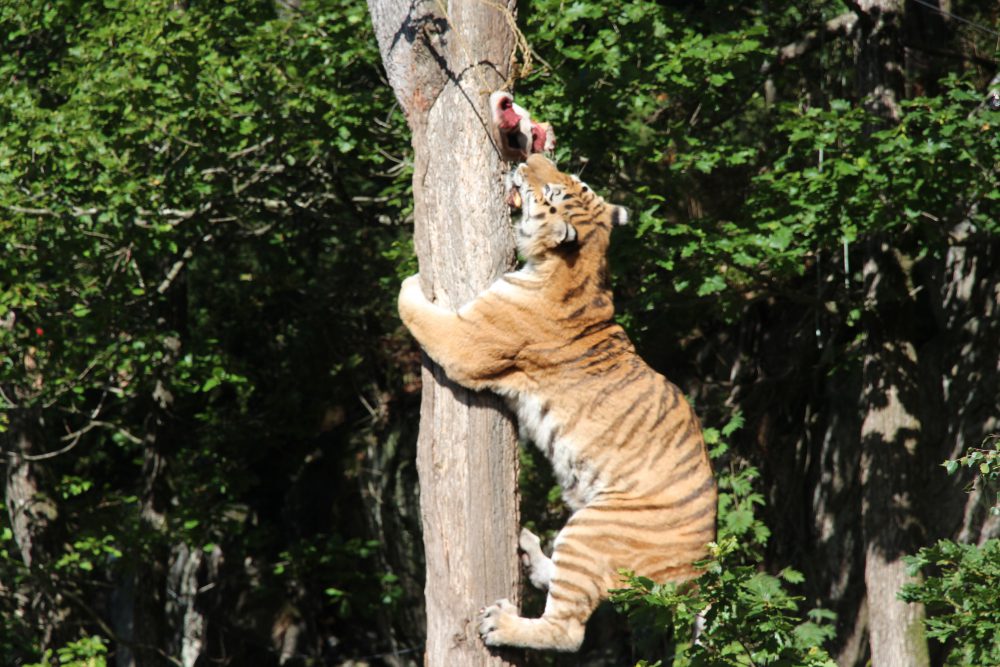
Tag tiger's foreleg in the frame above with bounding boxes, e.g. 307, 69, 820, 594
397, 275, 515, 390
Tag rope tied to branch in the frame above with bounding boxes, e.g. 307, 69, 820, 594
431, 0, 544, 94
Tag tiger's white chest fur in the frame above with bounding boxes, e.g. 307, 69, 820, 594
508, 392, 604, 510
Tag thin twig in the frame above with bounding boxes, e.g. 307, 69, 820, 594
22, 393, 107, 461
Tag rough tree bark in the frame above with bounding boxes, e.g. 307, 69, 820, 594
3, 409, 66, 650
359, 419, 425, 665
853, 2, 929, 665
367, 2, 523, 665
858, 247, 930, 667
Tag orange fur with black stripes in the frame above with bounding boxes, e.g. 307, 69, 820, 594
397, 154, 716, 652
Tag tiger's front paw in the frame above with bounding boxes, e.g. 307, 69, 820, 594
398, 274, 427, 319
478, 598, 520, 647
399, 274, 422, 299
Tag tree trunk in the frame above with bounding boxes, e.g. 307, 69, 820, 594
934, 221, 1000, 546
367, 2, 523, 666
3, 409, 66, 651
4, 413, 53, 571
858, 242, 931, 667
359, 419, 425, 664
853, 2, 930, 665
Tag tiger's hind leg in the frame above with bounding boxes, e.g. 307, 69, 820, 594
519, 527, 554, 590
479, 521, 607, 651
478, 590, 590, 652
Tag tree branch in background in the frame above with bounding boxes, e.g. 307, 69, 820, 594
776, 12, 859, 68
761, 12, 859, 103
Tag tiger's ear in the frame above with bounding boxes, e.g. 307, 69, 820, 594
611, 205, 629, 226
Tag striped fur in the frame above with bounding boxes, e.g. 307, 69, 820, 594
398, 154, 716, 652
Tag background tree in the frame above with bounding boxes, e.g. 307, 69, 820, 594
1, 1, 422, 663
853, 1, 929, 664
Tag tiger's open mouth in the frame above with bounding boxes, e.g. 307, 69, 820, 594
506, 182, 523, 209
505, 165, 525, 210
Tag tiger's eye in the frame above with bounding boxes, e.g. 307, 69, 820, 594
549, 206, 557, 214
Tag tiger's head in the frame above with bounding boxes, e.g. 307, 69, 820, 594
507, 154, 628, 263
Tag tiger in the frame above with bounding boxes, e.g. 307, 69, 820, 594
397, 153, 717, 652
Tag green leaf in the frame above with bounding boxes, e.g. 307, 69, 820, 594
780, 567, 805, 584
697, 274, 727, 296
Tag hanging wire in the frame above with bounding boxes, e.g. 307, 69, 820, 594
816, 147, 824, 349
909, 0, 1000, 39
432, 0, 540, 95
843, 239, 850, 291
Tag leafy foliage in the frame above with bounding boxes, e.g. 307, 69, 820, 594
1, 0, 413, 660
942, 435, 1000, 516
611, 413, 837, 666
900, 439, 1000, 666
519, 0, 999, 339
25, 636, 108, 667
901, 540, 1000, 667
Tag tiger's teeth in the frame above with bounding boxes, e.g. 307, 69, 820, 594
507, 188, 522, 209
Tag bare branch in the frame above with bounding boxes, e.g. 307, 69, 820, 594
761, 12, 859, 75
227, 135, 275, 159
4, 204, 100, 218
0, 384, 18, 409
4, 205, 56, 216
21, 394, 106, 461
157, 235, 213, 295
